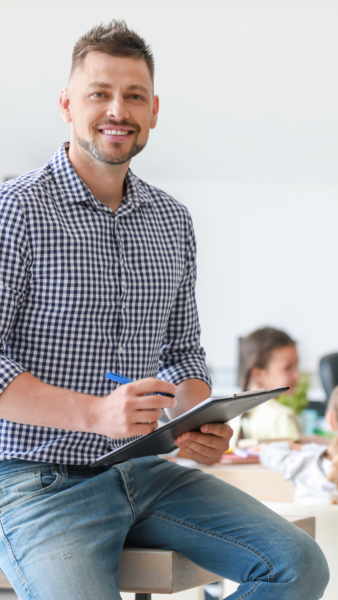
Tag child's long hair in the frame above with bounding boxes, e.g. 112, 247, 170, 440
326, 387, 338, 504
239, 327, 296, 391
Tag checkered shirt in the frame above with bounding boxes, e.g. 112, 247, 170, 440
0, 143, 211, 464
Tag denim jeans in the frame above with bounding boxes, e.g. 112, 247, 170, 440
0, 457, 329, 600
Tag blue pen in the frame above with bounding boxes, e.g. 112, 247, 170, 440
105, 372, 175, 397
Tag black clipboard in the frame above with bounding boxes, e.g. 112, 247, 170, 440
91, 387, 288, 467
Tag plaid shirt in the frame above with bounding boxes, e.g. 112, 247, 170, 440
0, 143, 211, 464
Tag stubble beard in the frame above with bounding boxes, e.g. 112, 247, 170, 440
73, 123, 146, 166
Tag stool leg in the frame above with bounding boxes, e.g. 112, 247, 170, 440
135, 595, 151, 600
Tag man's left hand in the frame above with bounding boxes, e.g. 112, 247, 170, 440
175, 423, 233, 465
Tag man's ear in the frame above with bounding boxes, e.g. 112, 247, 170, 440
59, 89, 72, 124
150, 95, 159, 129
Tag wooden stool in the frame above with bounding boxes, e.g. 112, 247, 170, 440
0, 515, 315, 599
119, 548, 223, 598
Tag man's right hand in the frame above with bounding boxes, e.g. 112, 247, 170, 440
93, 378, 178, 439
0, 373, 177, 441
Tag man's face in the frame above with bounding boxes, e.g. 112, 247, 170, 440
61, 52, 158, 165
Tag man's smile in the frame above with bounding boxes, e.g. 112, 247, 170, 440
102, 129, 129, 136
98, 126, 136, 142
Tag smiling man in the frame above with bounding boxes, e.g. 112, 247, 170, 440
0, 21, 329, 600
62, 49, 158, 211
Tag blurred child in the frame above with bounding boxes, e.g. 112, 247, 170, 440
260, 386, 338, 505
239, 326, 301, 441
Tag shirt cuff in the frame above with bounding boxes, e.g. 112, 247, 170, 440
0, 356, 26, 395
157, 358, 212, 391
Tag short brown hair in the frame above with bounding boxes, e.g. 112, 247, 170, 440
239, 327, 296, 391
70, 20, 155, 84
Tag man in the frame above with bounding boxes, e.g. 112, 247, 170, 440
0, 21, 329, 599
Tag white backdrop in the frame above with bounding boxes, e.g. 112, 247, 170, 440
1, 0, 337, 372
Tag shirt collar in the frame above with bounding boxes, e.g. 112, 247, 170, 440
49, 142, 153, 212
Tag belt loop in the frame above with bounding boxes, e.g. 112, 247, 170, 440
59, 464, 68, 478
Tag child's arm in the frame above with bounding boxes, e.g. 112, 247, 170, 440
289, 442, 304, 450
259, 441, 308, 480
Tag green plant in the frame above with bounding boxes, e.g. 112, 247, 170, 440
278, 373, 310, 415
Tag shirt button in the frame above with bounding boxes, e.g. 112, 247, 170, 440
122, 302, 126, 309
121, 259, 124, 266
118, 346, 124, 354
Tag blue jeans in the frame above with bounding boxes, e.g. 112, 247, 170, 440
0, 457, 329, 599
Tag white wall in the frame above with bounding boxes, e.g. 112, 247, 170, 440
1, 0, 338, 373
158, 180, 338, 373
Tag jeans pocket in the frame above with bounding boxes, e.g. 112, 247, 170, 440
0, 469, 61, 512
40, 470, 60, 490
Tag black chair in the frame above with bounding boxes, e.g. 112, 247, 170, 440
319, 353, 338, 401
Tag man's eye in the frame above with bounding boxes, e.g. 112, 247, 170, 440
130, 94, 143, 100
92, 92, 106, 98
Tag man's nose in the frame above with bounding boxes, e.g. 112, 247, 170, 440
106, 96, 130, 121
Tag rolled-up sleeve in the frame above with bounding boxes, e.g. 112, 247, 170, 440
157, 214, 211, 390
0, 190, 29, 394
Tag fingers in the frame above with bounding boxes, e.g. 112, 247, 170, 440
132, 378, 178, 397
200, 423, 233, 439
104, 379, 177, 439
122, 380, 178, 410
176, 438, 227, 465
176, 424, 233, 449
178, 446, 216, 465
135, 394, 177, 411
178, 439, 217, 459
175, 423, 233, 464
175, 434, 224, 457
